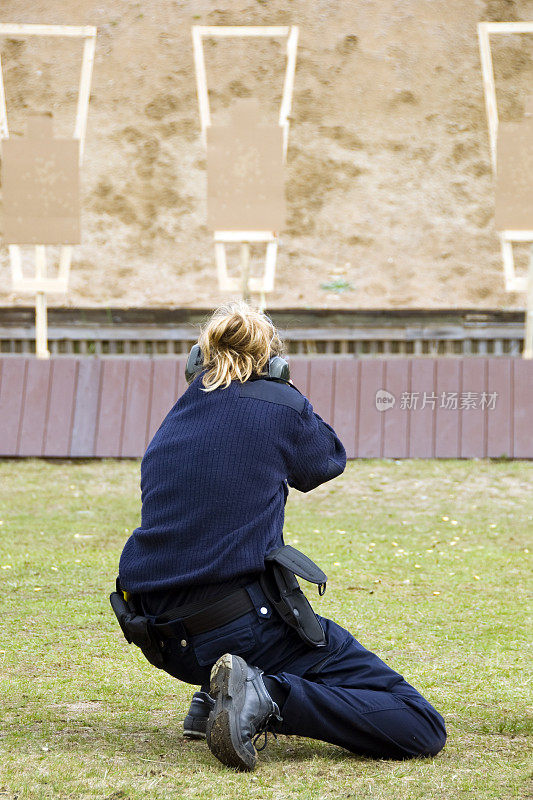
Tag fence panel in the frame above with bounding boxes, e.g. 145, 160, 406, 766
408, 360, 435, 458
357, 360, 384, 458
44, 359, 78, 457
70, 359, 102, 457
332, 359, 359, 459
0, 358, 27, 455
435, 359, 461, 458
460, 359, 487, 458
94, 360, 128, 458
514, 359, 533, 459
147, 360, 180, 443
487, 359, 513, 458
308, 360, 335, 421
121, 359, 153, 457
382, 359, 409, 458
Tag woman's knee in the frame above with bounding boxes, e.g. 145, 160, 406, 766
410, 712, 447, 758
426, 721, 447, 757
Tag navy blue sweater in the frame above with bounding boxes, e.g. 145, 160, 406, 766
118, 371, 347, 596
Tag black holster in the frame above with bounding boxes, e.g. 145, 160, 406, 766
109, 578, 166, 669
259, 545, 327, 648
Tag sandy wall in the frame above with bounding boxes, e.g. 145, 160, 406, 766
1, 0, 533, 310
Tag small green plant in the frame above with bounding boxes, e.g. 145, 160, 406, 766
320, 278, 355, 293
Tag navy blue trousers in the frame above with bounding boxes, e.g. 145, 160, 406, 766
145, 580, 447, 760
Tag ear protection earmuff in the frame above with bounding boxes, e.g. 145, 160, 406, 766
185, 342, 206, 385
185, 343, 291, 385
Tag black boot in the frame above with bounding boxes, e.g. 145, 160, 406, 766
206, 653, 282, 771
183, 691, 215, 739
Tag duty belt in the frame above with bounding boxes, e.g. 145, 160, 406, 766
151, 587, 254, 637
110, 545, 328, 669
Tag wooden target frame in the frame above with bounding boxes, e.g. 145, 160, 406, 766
0, 24, 96, 358
192, 25, 298, 308
478, 21, 533, 357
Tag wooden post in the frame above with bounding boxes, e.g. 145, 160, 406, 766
240, 242, 250, 301
279, 26, 299, 161
478, 23, 498, 172
74, 34, 96, 163
524, 243, 533, 358
35, 245, 49, 359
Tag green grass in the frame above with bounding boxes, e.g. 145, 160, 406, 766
319, 279, 355, 294
0, 458, 531, 800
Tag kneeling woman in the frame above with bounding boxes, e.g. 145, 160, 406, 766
115, 300, 446, 771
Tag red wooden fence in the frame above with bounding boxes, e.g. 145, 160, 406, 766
0, 357, 531, 458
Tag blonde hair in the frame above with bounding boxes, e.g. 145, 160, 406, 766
197, 300, 285, 392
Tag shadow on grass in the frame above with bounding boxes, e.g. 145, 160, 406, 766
106, 727, 365, 766
9, 717, 373, 770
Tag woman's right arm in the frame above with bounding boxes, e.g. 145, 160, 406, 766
286, 397, 347, 493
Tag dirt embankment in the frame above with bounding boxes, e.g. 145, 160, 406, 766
1, 0, 533, 310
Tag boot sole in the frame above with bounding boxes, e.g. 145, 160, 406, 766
206, 653, 257, 771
